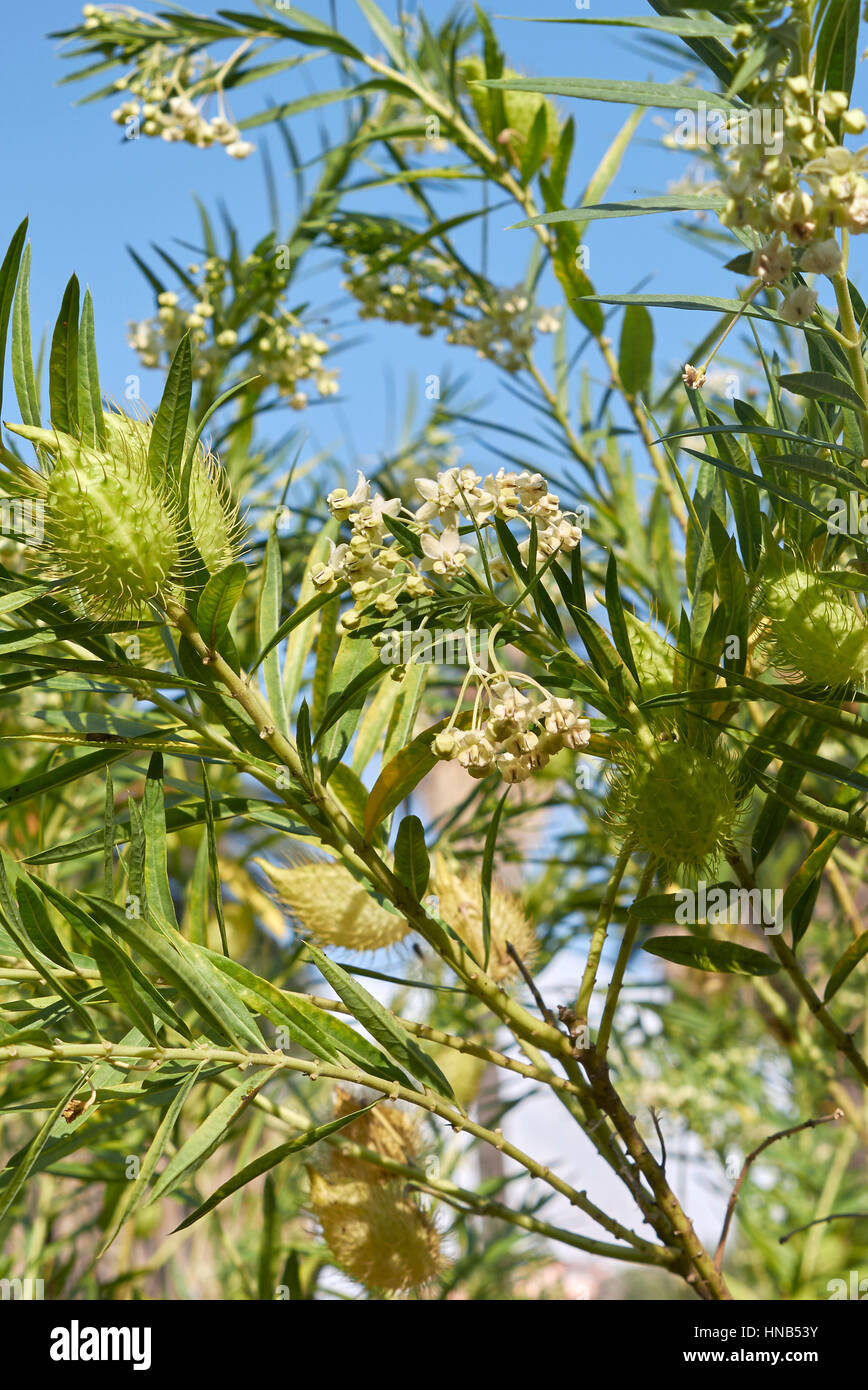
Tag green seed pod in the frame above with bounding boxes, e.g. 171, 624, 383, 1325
461, 57, 560, 166
761, 567, 868, 689
8, 422, 180, 620
101, 412, 241, 574
7, 409, 241, 620
623, 612, 676, 702
607, 738, 742, 878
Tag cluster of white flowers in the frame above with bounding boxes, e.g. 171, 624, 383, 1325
415, 464, 582, 562
433, 681, 590, 784
129, 290, 233, 380
712, 74, 868, 326
721, 77, 868, 249
83, 4, 254, 159
112, 94, 254, 158
328, 222, 558, 372
128, 257, 340, 403
313, 465, 584, 635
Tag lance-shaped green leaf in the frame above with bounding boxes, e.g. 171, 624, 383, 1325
11, 241, 40, 427
393, 814, 430, 902
146, 333, 191, 486
824, 932, 868, 1004
0, 217, 28, 423
77, 288, 105, 447
643, 935, 780, 977
173, 1103, 376, 1232
196, 562, 247, 652
48, 274, 80, 437
304, 941, 455, 1101
479, 77, 739, 110
147, 1066, 281, 1204
199, 947, 413, 1084
82, 895, 264, 1050
0, 1069, 95, 1226
143, 752, 179, 930
29, 877, 192, 1039
97, 1064, 204, 1255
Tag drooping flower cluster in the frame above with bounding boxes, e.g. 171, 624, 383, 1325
432, 678, 590, 784
250, 317, 339, 409
128, 257, 339, 405
112, 93, 254, 158
82, 3, 255, 159
313, 465, 583, 633
709, 71, 868, 325
720, 77, 868, 249
327, 220, 559, 372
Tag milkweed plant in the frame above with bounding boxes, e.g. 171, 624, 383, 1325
2, 0, 868, 1303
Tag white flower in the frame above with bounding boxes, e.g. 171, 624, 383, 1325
749, 239, 793, 284
327, 471, 370, 517
780, 286, 818, 325
800, 237, 842, 276
226, 140, 255, 160
419, 527, 473, 577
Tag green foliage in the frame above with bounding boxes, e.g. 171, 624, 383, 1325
2, 0, 868, 1304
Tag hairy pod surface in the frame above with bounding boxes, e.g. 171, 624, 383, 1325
607, 738, 742, 878
9, 410, 241, 620
761, 567, 868, 689
259, 859, 411, 951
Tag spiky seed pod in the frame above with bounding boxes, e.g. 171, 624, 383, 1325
8, 425, 180, 620
328, 1089, 421, 1184
308, 1168, 442, 1294
760, 567, 868, 690
623, 612, 676, 703
461, 57, 560, 166
7, 409, 241, 618
257, 857, 410, 951
607, 738, 742, 879
100, 412, 242, 574
434, 855, 537, 982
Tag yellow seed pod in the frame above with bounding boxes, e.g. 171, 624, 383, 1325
424, 1043, 487, 1109
329, 1090, 421, 1184
308, 1168, 441, 1293
258, 857, 410, 951
434, 855, 537, 982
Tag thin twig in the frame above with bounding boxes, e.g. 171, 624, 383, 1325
649, 1107, 667, 1173
779, 1210, 868, 1245
715, 1109, 844, 1270
505, 941, 559, 1030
